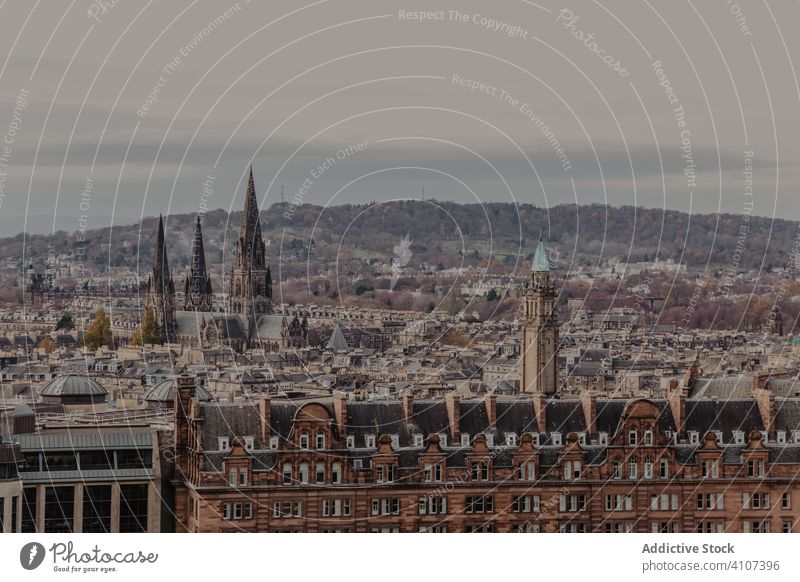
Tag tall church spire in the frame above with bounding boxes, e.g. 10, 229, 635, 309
146, 214, 176, 338
184, 215, 213, 311
229, 167, 273, 345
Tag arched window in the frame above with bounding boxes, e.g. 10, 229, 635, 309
644, 457, 653, 479
331, 462, 342, 484
660, 458, 669, 479
316, 431, 326, 450
629, 458, 638, 480
282, 462, 292, 485
613, 459, 622, 479
299, 462, 309, 484
315, 462, 325, 484
299, 431, 309, 449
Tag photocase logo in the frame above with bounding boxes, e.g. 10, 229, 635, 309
19, 542, 46, 570
390, 234, 412, 291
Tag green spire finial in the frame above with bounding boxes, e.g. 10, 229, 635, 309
531, 236, 550, 272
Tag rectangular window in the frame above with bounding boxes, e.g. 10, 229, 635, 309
21, 488, 36, 533
218, 437, 230, 451
11, 495, 18, 533
782, 492, 791, 509
44, 486, 74, 533
346, 436, 355, 449
82, 485, 112, 533
239, 468, 248, 486
644, 430, 653, 445
269, 436, 279, 449
119, 484, 148, 533
465, 496, 494, 514
628, 430, 637, 445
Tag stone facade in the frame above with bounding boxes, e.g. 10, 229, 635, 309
172, 376, 800, 533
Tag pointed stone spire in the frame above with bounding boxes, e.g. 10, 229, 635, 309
146, 213, 176, 336
240, 166, 262, 255
149, 214, 175, 299
184, 215, 213, 311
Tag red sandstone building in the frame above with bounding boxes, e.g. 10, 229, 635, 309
171, 374, 800, 533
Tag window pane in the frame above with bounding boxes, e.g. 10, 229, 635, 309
21, 488, 36, 533
44, 486, 74, 533
119, 484, 148, 533
82, 486, 112, 533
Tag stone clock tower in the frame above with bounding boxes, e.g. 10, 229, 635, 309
522, 238, 558, 395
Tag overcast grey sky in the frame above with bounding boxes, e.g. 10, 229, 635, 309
0, 0, 797, 235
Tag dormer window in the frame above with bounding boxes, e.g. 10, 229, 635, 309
365, 435, 376, 449
643, 429, 653, 446
552, 432, 562, 446
714, 431, 723, 445
299, 432, 310, 449
505, 433, 518, 447
688, 431, 699, 445
598, 432, 608, 446
438, 433, 448, 447
244, 436, 254, 451
578, 433, 587, 446
563, 460, 581, 480
461, 433, 471, 447
519, 461, 536, 481
269, 436, 279, 450
391, 434, 400, 449
471, 461, 489, 481
628, 430, 637, 446
733, 431, 745, 445
793, 431, 800, 444
218, 437, 230, 451
777, 431, 786, 444
413, 434, 424, 447
531, 433, 540, 447
346, 435, 355, 449
486, 433, 495, 447
316, 431, 326, 449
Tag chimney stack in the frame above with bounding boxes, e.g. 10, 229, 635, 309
581, 391, 597, 436
174, 374, 197, 479
667, 378, 686, 434
333, 392, 347, 437
753, 388, 775, 437
259, 395, 271, 446
402, 390, 414, 423
445, 392, 460, 439
533, 392, 547, 434
484, 392, 497, 428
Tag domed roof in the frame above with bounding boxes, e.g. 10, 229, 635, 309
144, 378, 213, 403
40, 374, 107, 397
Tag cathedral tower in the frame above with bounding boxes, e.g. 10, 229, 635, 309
146, 214, 176, 338
522, 238, 558, 395
228, 167, 273, 343
184, 215, 213, 311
